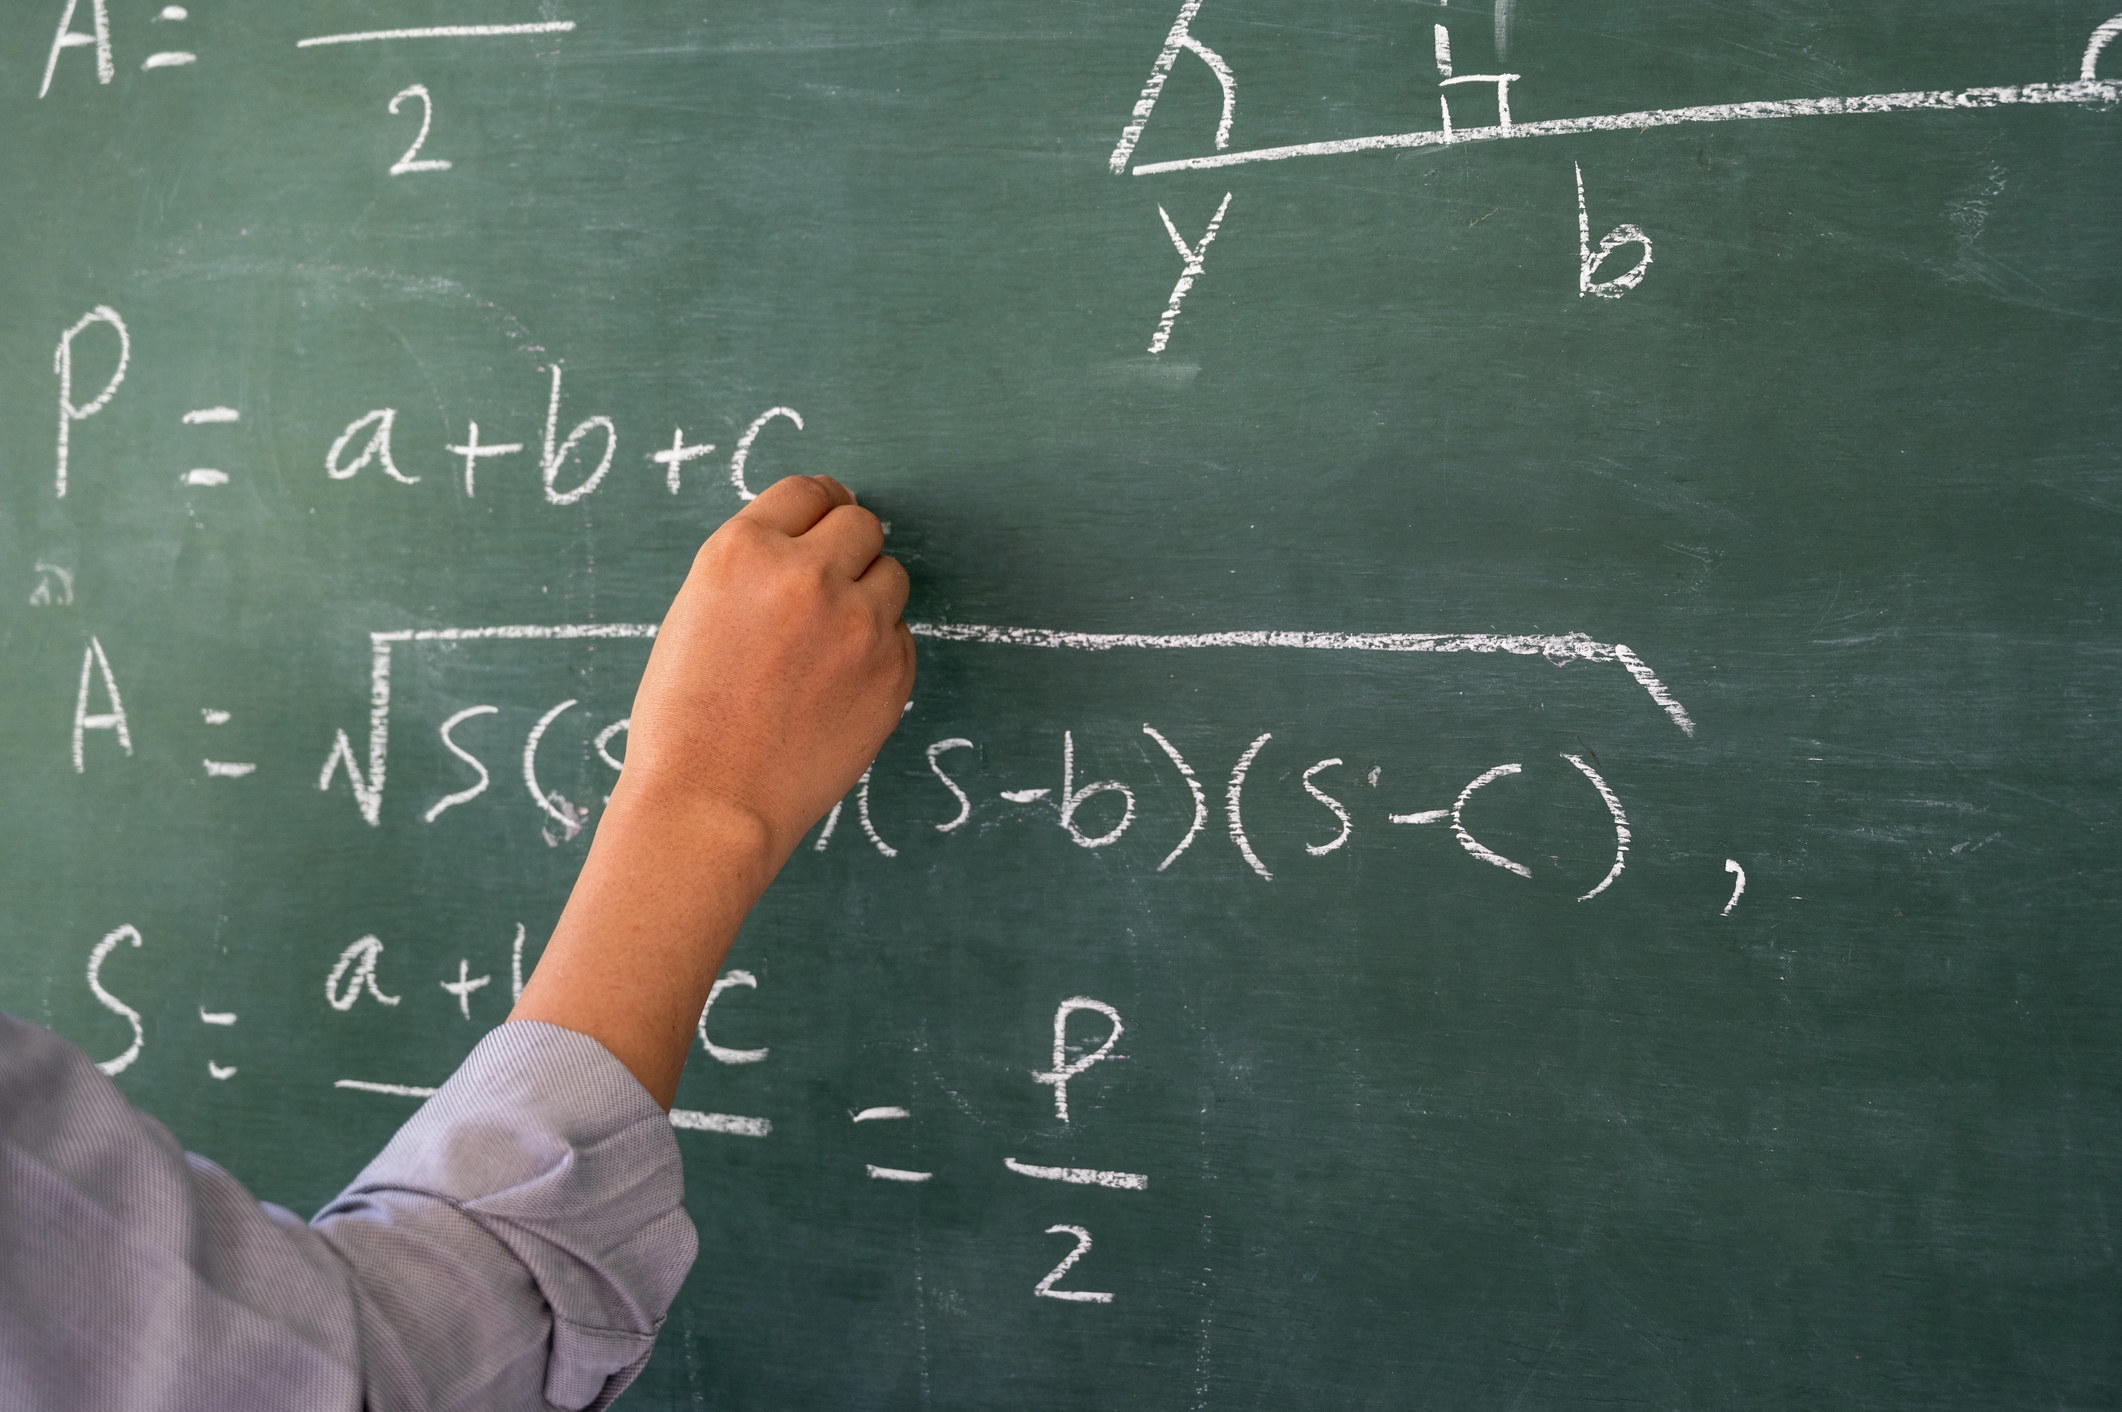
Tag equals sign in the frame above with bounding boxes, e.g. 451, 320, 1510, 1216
854, 1105, 931, 1182
181, 407, 237, 486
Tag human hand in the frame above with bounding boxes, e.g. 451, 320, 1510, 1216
616, 474, 915, 867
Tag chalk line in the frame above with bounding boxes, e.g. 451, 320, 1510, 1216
297, 23, 574, 48
1225, 732, 1273, 881
908, 623, 1693, 734
1109, 0, 1232, 174
867, 1164, 933, 1182
1005, 1157, 1150, 1190
1130, 78, 2122, 175
181, 406, 238, 424
1722, 859, 1747, 915
669, 1109, 772, 1137
1034, 997, 1125, 1125
1451, 763, 1531, 878
324, 620, 1691, 824
1301, 756, 1352, 856
853, 1105, 910, 1122
1562, 752, 1629, 901
336, 1077, 769, 1135
1143, 725, 1207, 870
335, 1079, 436, 1098
1036, 1225, 1113, 1302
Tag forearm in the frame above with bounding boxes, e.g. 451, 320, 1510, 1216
510, 777, 786, 1109
511, 474, 912, 1109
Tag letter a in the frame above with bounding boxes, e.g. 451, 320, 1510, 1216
326, 408, 417, 483
72, 635, 131, 773
40, 0, 113, 99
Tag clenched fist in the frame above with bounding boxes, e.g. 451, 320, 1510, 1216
513, 474, 916, 1108
621, 474, 916, 861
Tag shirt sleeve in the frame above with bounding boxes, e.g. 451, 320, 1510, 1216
315, 1020, 698, 1410
0, 1012, 697, 1412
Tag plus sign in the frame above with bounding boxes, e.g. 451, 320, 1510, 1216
440, 959, 492, 1020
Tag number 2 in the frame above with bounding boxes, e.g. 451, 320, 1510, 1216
1034, 1224, 1114, 1303
387, 84, 451, 175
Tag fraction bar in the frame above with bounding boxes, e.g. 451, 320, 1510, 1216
1004, 1157, 1149, 1190
336, 1079, 770, 1137
297, 22, 575, 49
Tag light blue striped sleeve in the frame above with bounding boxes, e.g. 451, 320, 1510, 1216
0, 1013, 696, 1412
315, 1020, 699, 1410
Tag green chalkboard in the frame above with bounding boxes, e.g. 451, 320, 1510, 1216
4, 1, 2121, 1406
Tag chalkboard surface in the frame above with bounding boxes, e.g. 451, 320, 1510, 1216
5, 2, 2121, 1407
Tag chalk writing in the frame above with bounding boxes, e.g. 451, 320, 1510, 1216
330, 409, 418, 484
1576, 163, 1651, 298
729, 406, 803, 502
1108, 2, 1234, 173
40, 0, 113, 98
424, 705, 500, 822
326, 935, 402, 1010
906, 622, 1695, 734
856, 765, 897, 857
524, 698, 588, 842
1005, 1158, 1149, 1191
86, 924, 144, 1076
927, 738, 976, 832
1142, 725, 1207, 870
1439, 73, 1518, 139
298, 22, 577, 49
1034, 997, 1125, 1123
1149, 193, 1232, 354
1224, 732, 1272, 881
1034, 1225, 1114, 1303
1723, 859, 1747, 915
698, 970, 770, 1065
440, 959, 492, 1019
652, 428, 718, 493
336, 1077, 770, 1138
539, 365, 615, 505
30, 562, 74, 607
1563, 752, 1630, 900
446, 421, 519, 496
867, 1165, 933, 1182
201, 1004, 236, 1080
320, 620, 1695, 839
1450, 763, 1530, 878
665, 1109, 772, 1138
1132, 75, 2122, 176
71, 636, 131, 772
387, 84, 452, 175
1060, 731, 1135, 848
54, 306, 128, 498
1302, 758, 1352, 856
